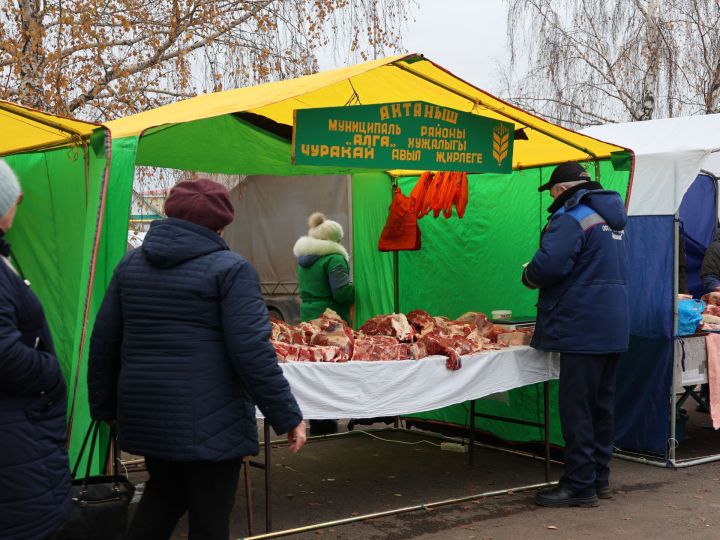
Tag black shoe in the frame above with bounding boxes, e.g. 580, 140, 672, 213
535, 485, 598, 508
596, 485, 612, 499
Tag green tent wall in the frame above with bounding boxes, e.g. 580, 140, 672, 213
350, 159, 631, 445
112, 126, 632, 449
3, 105, 629, 470
5, 134, 136, 470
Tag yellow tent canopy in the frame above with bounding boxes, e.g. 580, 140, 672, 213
0, 100, 100, 156
106, 54, 625, 171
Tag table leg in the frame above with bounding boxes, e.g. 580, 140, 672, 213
469, 399, 476, 466
243, 457, 254, 536
264, 422, 272, 533
543, 381, 550, 482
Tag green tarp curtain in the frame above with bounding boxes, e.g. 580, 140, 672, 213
351, 159, 631, 445
5, 134, 137, 471
6, 110, 630, 465
135, 116, 361, 176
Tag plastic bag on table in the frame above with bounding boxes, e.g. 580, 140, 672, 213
678, 298, 705, 336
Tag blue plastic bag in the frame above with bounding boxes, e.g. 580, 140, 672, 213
678, 299, 705, 336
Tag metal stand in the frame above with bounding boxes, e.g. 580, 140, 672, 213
242, 457, 255, 536
264, 422, 272, 532
241, 481, 555, 540
249, 390, 556, 539
468, 381, 552, 481
676, 385, 709, 411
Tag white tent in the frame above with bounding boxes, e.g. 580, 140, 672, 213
583, 114, 720, 216
581, 115, 720, 467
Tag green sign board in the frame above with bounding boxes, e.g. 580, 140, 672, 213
292, 101, 514, 173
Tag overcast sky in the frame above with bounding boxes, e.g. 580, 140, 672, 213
317, 0, 510, 95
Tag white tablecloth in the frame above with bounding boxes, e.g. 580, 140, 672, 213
260, 346, 559, 419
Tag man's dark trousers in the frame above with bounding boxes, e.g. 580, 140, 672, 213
559, 353, 620, 494
125, 457, 242, 540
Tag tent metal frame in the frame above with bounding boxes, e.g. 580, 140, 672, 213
243, 382, 554, 539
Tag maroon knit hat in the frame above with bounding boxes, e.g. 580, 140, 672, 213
164, 178, 235, 231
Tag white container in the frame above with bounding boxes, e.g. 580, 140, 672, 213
491, 310, 512, 320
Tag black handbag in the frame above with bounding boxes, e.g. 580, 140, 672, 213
57, 421, 135, 540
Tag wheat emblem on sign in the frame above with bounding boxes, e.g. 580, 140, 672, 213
492, 124, 510, 167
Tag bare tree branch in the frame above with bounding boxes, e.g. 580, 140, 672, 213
0, 0, 413, 120
503, 0, 720, 128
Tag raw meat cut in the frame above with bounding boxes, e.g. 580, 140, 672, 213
358, 313, 416, 343
407, 309, 436, 335
351, 335, 427, 361
496, 331, 532, 347
455, 312, 493, 336
271, 340, 341, 363
309, 311, 355, 361
270, 318, 305, 344
270, 307, 531, 368
418, 329, 477, 371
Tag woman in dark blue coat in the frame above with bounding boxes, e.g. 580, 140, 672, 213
0, 160, 72, 540
88, 179, 306, 540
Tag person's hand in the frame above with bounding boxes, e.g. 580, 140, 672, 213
287, 421, 307, 453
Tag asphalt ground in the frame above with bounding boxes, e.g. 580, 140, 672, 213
124, 408, 720, 540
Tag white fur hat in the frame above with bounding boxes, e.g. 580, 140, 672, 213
308, 212, 343, 242
0, 160, 20, 219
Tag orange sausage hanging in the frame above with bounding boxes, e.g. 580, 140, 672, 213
432, 172, 451, 218
454, 172, 469, 218
442, 172, 461, 218
424, 171, 444, 217
409, 171, 428, 212
410, 171, 434, 218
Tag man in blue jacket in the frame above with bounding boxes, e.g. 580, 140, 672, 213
522, 162, 629, 508
89, 179, 306, 540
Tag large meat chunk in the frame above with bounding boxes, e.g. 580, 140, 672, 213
407, 309, 437, 336
351, 335, 427, 361
271, 340, 341, 363
270, 318, 305, 344
496, 331, 532, 347
465, 329, 502, 350
418, 329, 477, 371
297, 322, 319, 344
309, 311, 354, 361
358, 313, 417, 343
455, 311, 493, 336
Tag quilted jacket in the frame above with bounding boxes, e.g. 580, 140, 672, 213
522, 188, 630, 354
88, 218, 302, 461
0, 239, 71, 540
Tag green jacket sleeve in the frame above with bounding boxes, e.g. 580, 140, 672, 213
326, 255, 355, 306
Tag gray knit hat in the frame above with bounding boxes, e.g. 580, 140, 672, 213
0, 160, 21, 219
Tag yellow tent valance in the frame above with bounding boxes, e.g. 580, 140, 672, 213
106, 54, 626, 171
0, 100, 100, 156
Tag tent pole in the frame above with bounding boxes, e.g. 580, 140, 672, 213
389, 61, 600, 160
669, 215, 680, 465
66, 132, 111, 455
390, 175, 400, 313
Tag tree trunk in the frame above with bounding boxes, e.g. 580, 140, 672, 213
16, 0, 46, 109
639, 0, 660, 121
